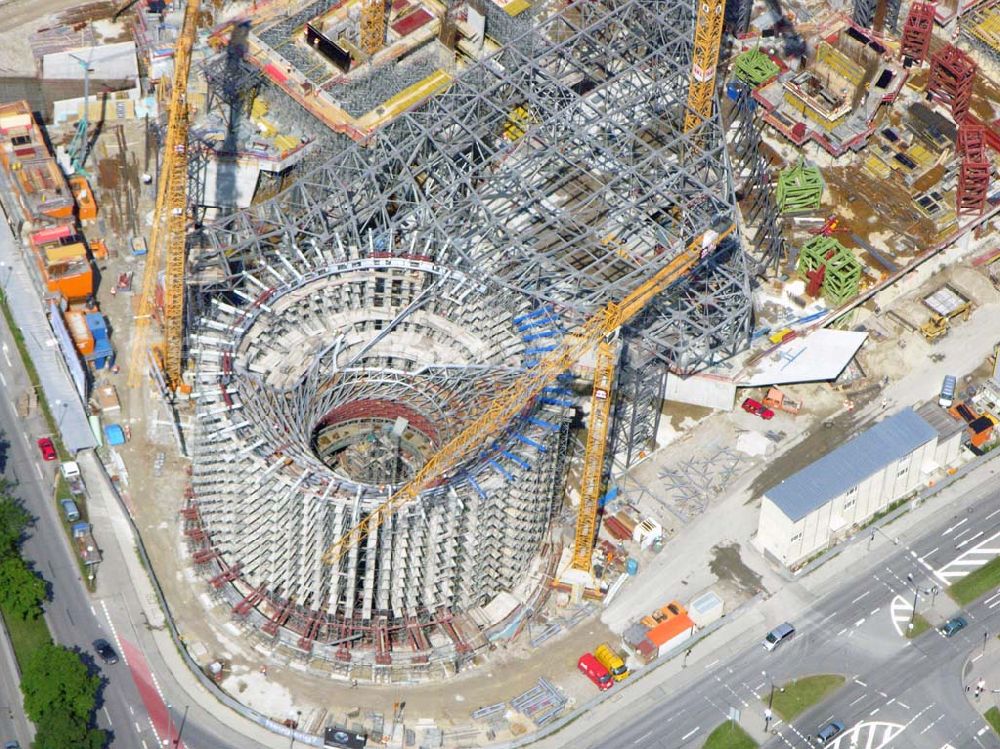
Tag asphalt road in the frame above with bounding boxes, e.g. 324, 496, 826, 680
584, 480, 1000, 749
0, 306, 266, 748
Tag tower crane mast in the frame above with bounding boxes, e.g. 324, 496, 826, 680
128, 0, 201, 390
322, 226, 732, 568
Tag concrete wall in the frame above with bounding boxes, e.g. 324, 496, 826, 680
758, 437, 938, 566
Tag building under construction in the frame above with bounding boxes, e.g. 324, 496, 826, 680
183, 0, 753, 676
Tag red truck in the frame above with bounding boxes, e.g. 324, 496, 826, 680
741, 398, 775, 420
578, 653, 613, 691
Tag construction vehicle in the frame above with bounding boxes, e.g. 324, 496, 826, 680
322, 4, 733, 575
594, 642, 629, 682
763, 387, 802, 414
127, 0, 201, 391
920, 301, 971, 342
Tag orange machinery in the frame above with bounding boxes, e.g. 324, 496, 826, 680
69, 175, 98, 221
0, 101, 75, 223
28, 224, 93, 301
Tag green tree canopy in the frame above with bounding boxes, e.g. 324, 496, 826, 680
31, 708, 107, 749
0, 557, 45, 620
0, 487, 29, 559
21, 644, 101, 725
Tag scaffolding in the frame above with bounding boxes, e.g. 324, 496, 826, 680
726, 83, 786, 275
732, 47, 780, 87
900, 1, 935, 64
776, 159, 824, 214
957, 122, 991, 216
796, 236, 862, 306
928, 45, 977, 124
185, 0, 752, 668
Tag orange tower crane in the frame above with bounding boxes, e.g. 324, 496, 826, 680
128, 0, 201, 390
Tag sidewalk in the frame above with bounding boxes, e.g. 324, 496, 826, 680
0, 617, 34, 747
78, 450, 309, 748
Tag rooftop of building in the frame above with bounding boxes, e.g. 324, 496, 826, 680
915, 400, 966, 440
764, 408, 938, 522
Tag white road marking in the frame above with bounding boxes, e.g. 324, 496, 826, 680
837, 628, 848, 636
890, 594, 914, 638
855, 618, 866, 627
0, 373, 6, 388
956, 531, 985, 549
943, 518, 969, 535
986, 508, 1000, 520
828, 721, 905, 749
855, 679, 868, 687
103, 707, 113, 727
34, 462, 41, 480
870, 607, 881, 616
853, 590, 872, 604
680, 726, 699, 741
932, 530, 1000, 584
897, 701, 909, 710
100, 600, 130, 667
633, 730, 653, 744
870, 708, 880, 715
851, 694, 867, 706
703, 659, 719, 670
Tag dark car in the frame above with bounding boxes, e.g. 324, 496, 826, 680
941, 616, 967, 637
816, 720, 845, 743
93, 638, 118, 665
36, 437, 56, 462
5, 741, 21, 749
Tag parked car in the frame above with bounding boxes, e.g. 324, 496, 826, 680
59, 499, 80, 523
816, 720, 845, 743
93, 638, 118, 665
4, 741, 20, 749
741, 398, 775, 420
577, 653, 613, 691
940, 616, 967, 637
36, 437, 56, 461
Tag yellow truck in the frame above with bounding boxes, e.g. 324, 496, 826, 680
594, 642, 629, 682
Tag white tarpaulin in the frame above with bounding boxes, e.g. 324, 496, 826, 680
740, 329, 868, 387
665, 372, 737, 410
43, 42, 139, 81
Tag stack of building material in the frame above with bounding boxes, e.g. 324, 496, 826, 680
776, 159, 824, 213
510, 678, 566, 726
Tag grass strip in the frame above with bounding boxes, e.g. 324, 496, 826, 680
949, 555, 1000, 606
703, 721, 758, 749
770, 674, 846, 722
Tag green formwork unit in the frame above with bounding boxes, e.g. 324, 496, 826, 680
796, 236, 862, 306
776, 159, 824, 214
733, 47, 781, 87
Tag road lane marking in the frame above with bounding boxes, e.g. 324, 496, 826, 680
851, 694, 867, 705
956, 531, 985, 549
870, 607, 881, 616
897, 701, 909, 709
633, 730, 653, 744
855, 679, 868, 687
103, 707, 113, 727
34, 463, 41, 480
870, 708, 880, 715
703, 659, 718, 670
943, 518, 968, 535
852, 590, 871, 604
680, 726, 699, 741
855, 618, 866, 627
837, 628, 848, 636
986, 508, 1000, 520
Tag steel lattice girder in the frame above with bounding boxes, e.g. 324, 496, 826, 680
194, 0, 752, 376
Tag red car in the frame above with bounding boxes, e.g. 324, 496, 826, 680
578, 653, 613, 691
36, 437, 57, 461
741, 398, 775, 420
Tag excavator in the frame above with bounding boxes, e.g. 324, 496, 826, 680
921, 301, 972, 342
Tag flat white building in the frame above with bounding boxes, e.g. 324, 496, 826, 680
757, 408, 944, 568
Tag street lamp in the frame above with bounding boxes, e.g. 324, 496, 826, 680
906, 573, 919, 630
173, 705, 188, 747
288, 709, 302, 748
763, 670, 775, 731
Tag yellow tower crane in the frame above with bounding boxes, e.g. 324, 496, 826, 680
322, 226, 732, 568
684, 0, 726, 134
128, 0, 201, 390
323, 1, 732, 574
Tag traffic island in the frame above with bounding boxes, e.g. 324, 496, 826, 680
986, 707, 1000, 736
771, 674, 847, 721
703, 720, 758, 748
948, 555, 1000, 605
906, 613, 932, 639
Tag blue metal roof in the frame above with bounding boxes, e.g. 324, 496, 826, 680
765, 409, 936, 522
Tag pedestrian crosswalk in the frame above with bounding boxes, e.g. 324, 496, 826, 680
890, 595, 914, 637
828, 721, 904, 749
929, 530, 1000, 584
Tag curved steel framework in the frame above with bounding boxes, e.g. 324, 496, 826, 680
184, 0, 753, 671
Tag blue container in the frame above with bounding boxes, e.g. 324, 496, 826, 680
626, 558, 639, 576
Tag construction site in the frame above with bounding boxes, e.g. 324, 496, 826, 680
1, 0, 1000, 743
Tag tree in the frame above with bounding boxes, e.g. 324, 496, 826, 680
32, 709, 106, 749
21, 644, 101, 726
0, 557, 45, 620
0, 488, 28, 560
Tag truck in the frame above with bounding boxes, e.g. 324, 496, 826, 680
594, 642, 629, 681
60, 461, 85, 496
939, 375, 957, 408
72, 522, 101, 566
